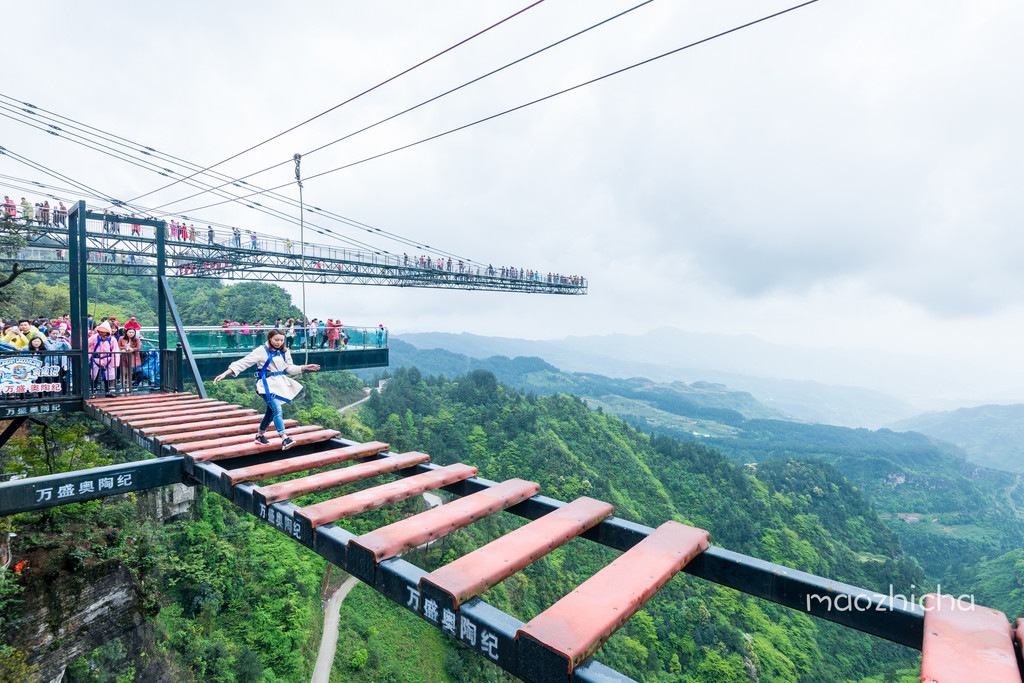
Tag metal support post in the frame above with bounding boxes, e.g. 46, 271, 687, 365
156, 219, 167, 387
68, 201, 90, 400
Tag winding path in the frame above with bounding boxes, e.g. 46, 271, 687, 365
309, 466, 441, 682
310, 575, 359, 683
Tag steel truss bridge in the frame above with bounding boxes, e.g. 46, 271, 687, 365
5, 206, 587, 293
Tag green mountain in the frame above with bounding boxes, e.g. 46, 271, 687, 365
357, 367, 926, 681
376, 339, 786, 430
890, 403, 1024, 473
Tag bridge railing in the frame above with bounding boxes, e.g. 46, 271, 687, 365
138, 325, 388, 355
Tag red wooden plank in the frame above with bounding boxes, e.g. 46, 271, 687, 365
295, 463, 477, 530
517, 521, 709, 674
104, 399, 226, 418
120, 403, 243, 423
920, 594, 1021, 683
420, 497, 612, 611
255, 451, 430, 504
352, 478, 540, 563
127, 408, 257, 429
172, 425, 325, 454
87, 392, 194, 408
154, 419, 301, 444
98, 395, 216, 412
222, 441, 390, 485
141, 414, 268, 436
188, 429, 341, 463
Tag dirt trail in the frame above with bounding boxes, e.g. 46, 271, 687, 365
310, 575, 359, 683
309, 476, 441, 681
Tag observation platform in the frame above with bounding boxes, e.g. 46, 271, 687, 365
139, 325, 388, 377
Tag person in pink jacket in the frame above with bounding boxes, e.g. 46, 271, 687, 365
88, 322, 120, 396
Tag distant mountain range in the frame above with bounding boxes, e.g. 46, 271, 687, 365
394, 329, 956, 427
373, 335, 1024, 589
891, 404, 1024, 473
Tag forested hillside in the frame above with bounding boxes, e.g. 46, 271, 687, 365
355, 367, 926, 681
5, 276, 1017, 682
891, 403, 1024, 473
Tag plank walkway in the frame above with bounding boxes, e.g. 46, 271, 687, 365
84, 393, 1024, 683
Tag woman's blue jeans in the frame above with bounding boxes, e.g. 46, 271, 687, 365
259, 396, 286, 435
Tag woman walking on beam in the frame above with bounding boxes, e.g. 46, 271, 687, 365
212, 328, 320, 450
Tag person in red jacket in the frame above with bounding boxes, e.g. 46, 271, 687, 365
124, 316, 141, 332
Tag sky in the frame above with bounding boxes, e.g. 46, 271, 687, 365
3, 0, 1023, 396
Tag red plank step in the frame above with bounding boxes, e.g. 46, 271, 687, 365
153, 419, 300, 445
109, 400, 231, 420
419, 496, 612, 615
920, 594, 1021, 683
141, 414, 268, 437
87, 392, 194, 408
100, 398, 223, 417
348, 478, 540, 585
188, 428, 341, 464
126, 408, 257, 429
293, 463, 477, 540
516, 521, 709, 681
221, 441, 390, 486
172, 425, 326, 454
252, 451, 430, 509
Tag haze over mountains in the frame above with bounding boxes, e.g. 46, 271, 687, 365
398, 327, 1024, 427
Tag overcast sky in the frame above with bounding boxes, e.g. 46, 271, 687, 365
3, 0, 1023, 391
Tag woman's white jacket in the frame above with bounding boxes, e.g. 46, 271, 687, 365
227, 344, 304, 402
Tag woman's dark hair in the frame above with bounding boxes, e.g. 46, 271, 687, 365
124, 327, 137, 338
28, 336, 45, 350
266, 329, 285, 343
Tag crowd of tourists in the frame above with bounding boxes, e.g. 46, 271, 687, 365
0, 313, 387, 398
219, 318, 386, 351
0, 314, 148, 397
3, 195, 68, 227
6, 190, 585, 288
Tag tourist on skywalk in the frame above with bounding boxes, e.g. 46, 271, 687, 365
124, 317, 141, 332
222, 319, 237, 348
56, 202, 67, 227
39, 202, 50, 226
3, 196, 15, 218
239, 321, 251, 345
118, 327, 142, 394
88, 322, 119, 397
376, 325, 386, 348
250, 231, 258, 249
284, 318, 295, 348
44, 327, 72, 392
207, 226, 215, 244
20, 198, 32, 224
232, 227, 241, 248
212, 329, 320, 451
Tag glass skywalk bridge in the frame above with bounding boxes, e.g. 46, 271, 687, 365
141, 325, 389, 378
